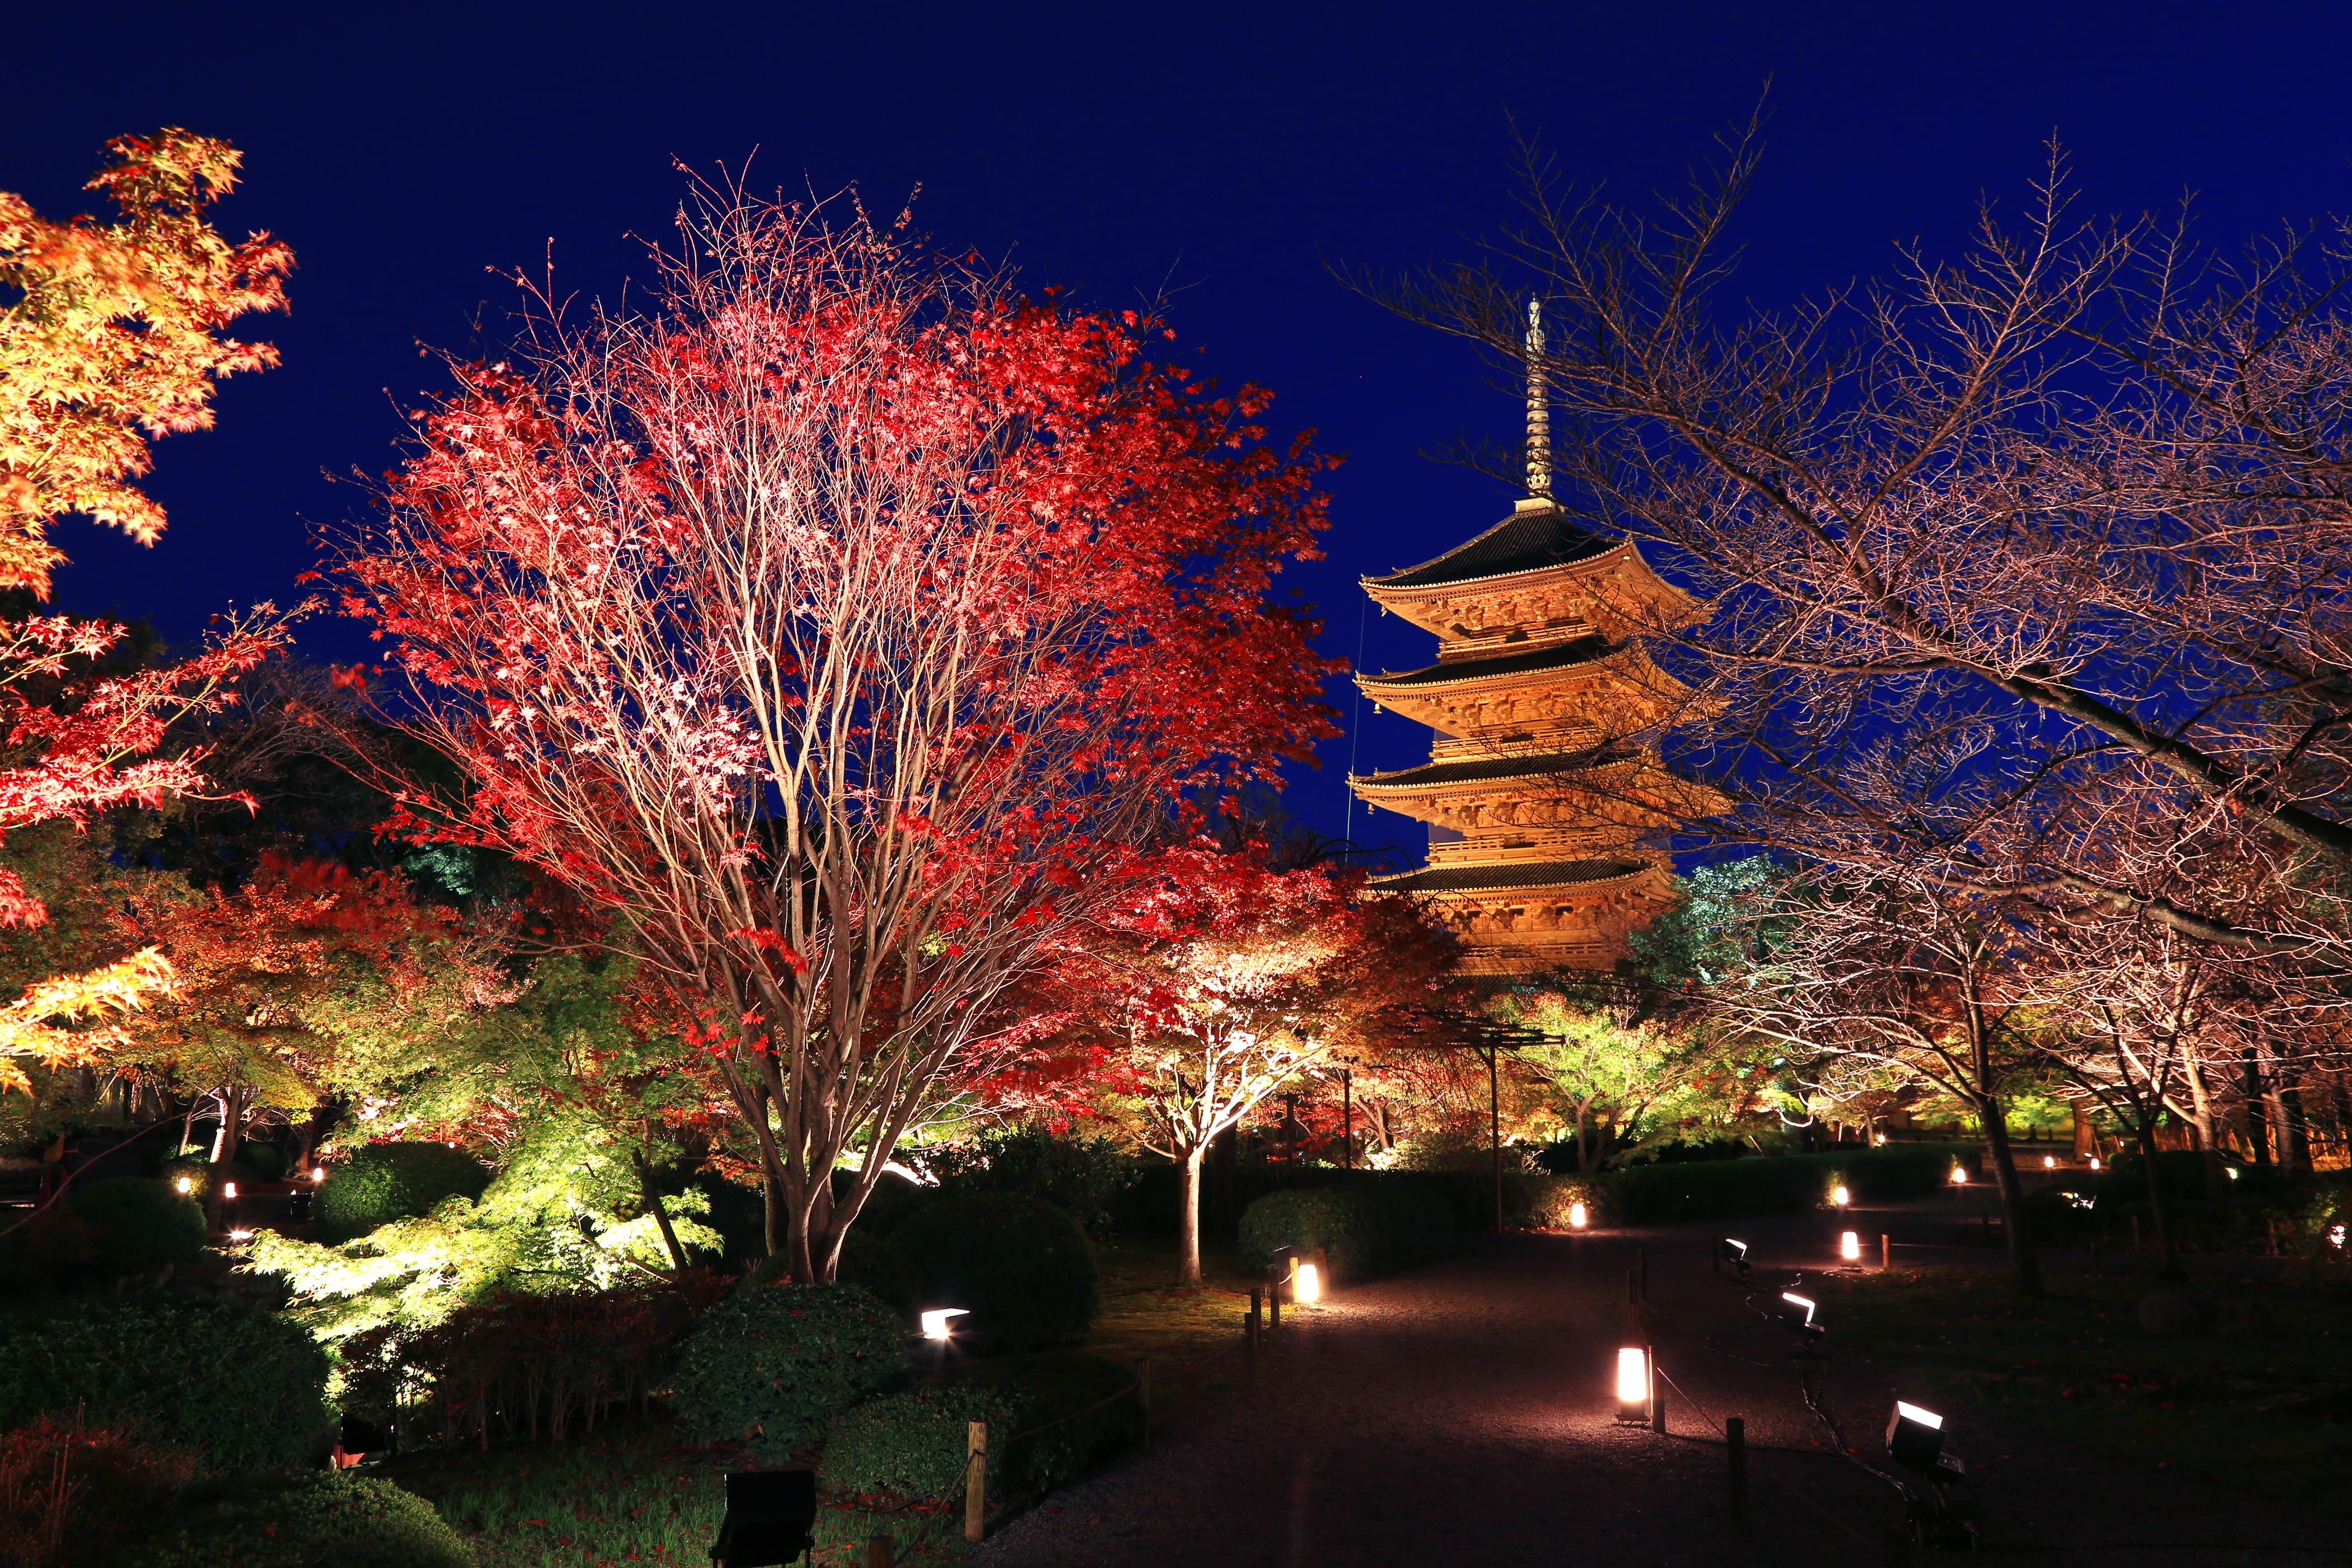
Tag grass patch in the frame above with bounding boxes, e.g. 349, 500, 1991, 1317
1821, 1268, 2352, 1518
1081, 1239, 1262, 1402
378, 1418, 971, 1566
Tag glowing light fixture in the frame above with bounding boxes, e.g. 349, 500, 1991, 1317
2088, 1156, 2101, 1171
2328, 1223, 2346, 1250
1885, 1400, 1947, 1473
1780, 1290, 1818, 1329
1831, 1184, 1850, 1207
223, 1182, 239, 1200
1948, 1165, 1969, 1186
2043, 1155, 2056, 1169
1841, 1230, 1860, 1261
174, 1176, 193, 1196
1721, 1238, 1751, 1281
1569, 1202, 1588, 1229
2225, 1166, 2240, 1180
918, 1308, 968, 1341
227, 1229, 254, 1242
311, 1167, 326, 1183
1295, 1263, 1322, 1304
1615, 1346, 1649, 1422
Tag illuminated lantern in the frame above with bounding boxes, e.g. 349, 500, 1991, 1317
174, 1176, 193, 1196
1841, 1231, 1860, 1262
2088, 1157, 2101, 1172
1569, 1202, 1588, 1229
2043, 1155, 2056, 1169
223, 1182, 239, 1200
1948, 1165, 1968, 1186
1295, 1263, 1322, 1304
918, 1309, 968, 1341
1831, 1184, 1850, 1207
1615, 1346, 1649, 1423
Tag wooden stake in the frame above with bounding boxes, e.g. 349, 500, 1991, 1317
1880, 1233, 1890, 1271
1726, 1416, 1747, 1520
964, 1421, 987, 1543
1134, 1357, 1151, 1449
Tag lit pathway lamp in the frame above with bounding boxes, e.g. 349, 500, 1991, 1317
1830, 1184, 1850, 1208
1569, 1201, 1588, 1230
709, 1467, 818, 1567
920, 1308, 967, 1381
1841, 1230, 1861, 1263
1294, 1262, 1322, 1305
1615, 1346, 1650, 1425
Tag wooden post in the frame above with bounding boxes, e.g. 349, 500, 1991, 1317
1726, 1416, 1747, 1520
964, 1421, 987, 1543
1880, 1233, 1890, 1271
1134, 1357, 1151, 1449
866, 1534, 895, 1568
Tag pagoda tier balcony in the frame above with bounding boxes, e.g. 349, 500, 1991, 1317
1355, 638, 1693, 744
1361, 501, 1702, 645
1371, 855, 1679, 974
1348, 747, 1718, 841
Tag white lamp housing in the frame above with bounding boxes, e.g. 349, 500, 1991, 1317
1295, 1263, 1322, 1304
1886, 1400, 1946, 1472
1831, 1184, 1850, 1207
1569, 1202, 1588, 1229
1949, 1165, 1968, 1186
2043, 1155, 2056, 1169
919, 1308, 968, 1341
1841, 1231, 1860, 1261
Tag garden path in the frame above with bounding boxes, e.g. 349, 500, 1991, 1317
977, 1218, 2346, 1568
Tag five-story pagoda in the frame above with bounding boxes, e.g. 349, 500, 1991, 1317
1351, 303, 1706, 976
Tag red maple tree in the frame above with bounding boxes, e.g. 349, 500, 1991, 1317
337, 185, 1337, 1278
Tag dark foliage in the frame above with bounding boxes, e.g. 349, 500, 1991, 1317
1600, 1145, 1973, 1224
818, 1384, 1020, 1501
918, 1128, 1141, 1240
1236, 1176, 1454, 1282
0, 1294, 329, 1473
670, 1284, 908, 1463
61, 1179, 205, 1277
890, 1194, 1098, 1355
959, 1352, 1145, 1496
121, 1473, 472, 1568
0, 1412, 195, 1568
314, 1142, 490, 1243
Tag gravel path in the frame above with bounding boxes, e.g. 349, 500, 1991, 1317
978, 1217, 2346, 1567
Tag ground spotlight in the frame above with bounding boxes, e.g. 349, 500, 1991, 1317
1615, 1346, 1649, 1424
919, 1308, 968, 1341
1720, 1238, 1751, 1281
1841, 1231, 1860, 1262
1948, 1165, 1968, 1186
1831, 1184, 1850, 1207
1780, 1291, 1824, 1341
1886, 1401, 1946, 1473
1569, 1202, 1588, 1229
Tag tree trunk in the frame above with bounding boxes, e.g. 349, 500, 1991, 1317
1176, 1144, 1206, 1286
632, 1150, 690, 1275
2135, 1117, 2188, 1283
204, 1084, 245, 1231
2181, 1048, 2225, 1196
1976, 1094, 2044, 1296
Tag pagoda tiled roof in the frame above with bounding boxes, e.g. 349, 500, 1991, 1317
1375, 857, 1650, 893
1361, 635, 1611, 689
1366, 503, 1615, 590
1355, 749, 1625, 791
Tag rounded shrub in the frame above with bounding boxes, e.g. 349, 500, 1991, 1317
890, 1193, 1098, 1354
64, 1178, 206, 1276
314, 1141, 489, 1242
671, 1282, 908, 1462
0, 1292, 330, 1472
1238, 1176, 1455, 1282
820, 1384, 1021, 1501
123, 1473, 471, 1568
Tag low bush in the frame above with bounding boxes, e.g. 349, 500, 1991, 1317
820, 1384, 1020, 1501
670, 1283, 908, 1462
891, 1193, 1098, 1354
64, 1178, 205, 1277
314, 1142, 491, 1243
1414, 1169, 1602, 1232
0, 1412, 196, 1568
1236, 1175, 1455, 1282
919, 1127, 1141, 1240
963, 1351, 1144, 1495
123, 1473, 472, 1568
0, 1294, 330, 1472
232, 1141, 287, 1182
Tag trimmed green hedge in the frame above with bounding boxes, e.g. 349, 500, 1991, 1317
124, 1473, 472, 1568
0, 1293, 330, 1472
820, 1384, 1020, 1500
890, 1193, 1098, 1354
314, 1142, 490, 1243
65, 1178, 206, 1276
1602, 1145, 1977, 1224
670, 1282, 908, 1462
1236, 1175, 1455, 1281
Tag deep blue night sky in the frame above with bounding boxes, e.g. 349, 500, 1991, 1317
10, 1, 2351, 851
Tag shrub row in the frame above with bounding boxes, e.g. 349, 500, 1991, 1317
0, 1178, 206, 1294
315, 1141, 491, 1243
670, 1282, 909, 1463
123, 1473, 472, 1568
819, 1352, 1142, 1503
1599, 1144, 1977, 1224
1236, 1175, 1455, 1282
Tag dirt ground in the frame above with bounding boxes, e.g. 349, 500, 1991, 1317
978, 1211, 2347, 1568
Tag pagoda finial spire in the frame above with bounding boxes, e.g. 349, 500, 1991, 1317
1524, 296, 1551, 500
